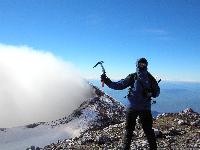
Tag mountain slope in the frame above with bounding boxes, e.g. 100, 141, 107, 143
1, 83, 199, 150
42, 108, 200, 150
0, 84, 126, 150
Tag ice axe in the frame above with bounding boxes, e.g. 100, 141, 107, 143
93, 61, 106, 95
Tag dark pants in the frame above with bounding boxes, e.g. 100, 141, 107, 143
123, 108, 157, 150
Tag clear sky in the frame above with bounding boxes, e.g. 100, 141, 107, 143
0, 0, 200, 82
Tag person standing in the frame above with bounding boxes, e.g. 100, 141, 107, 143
101, 58, 160, 150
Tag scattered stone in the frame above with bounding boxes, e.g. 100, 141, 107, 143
182, 108, 194, 114
178, 119, 186, 125
190, 119, 200, 126
34, 86, 200, 150
26, 146, 36, 150
96, 135, 112, 145
42, 106, 200, 150
153, 128, 163, 138
0, 128, 6, 132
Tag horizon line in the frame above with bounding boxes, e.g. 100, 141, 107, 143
86, 78, 200, 84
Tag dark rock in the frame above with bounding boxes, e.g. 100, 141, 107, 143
190, 119, 200, 126
30, 146, 35, 150
153, 128, 163, 138
0, 128, 6, 132
177, 119, 188, 125
34, 85, 200, 150
168, 128, 182, 136
96, 135, 112, 145
182, 108, 195, 114
26, 123, 40, 128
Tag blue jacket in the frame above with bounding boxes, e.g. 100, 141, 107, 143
106, 67, 155, 110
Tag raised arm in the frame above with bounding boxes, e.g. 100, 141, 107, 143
101, 73, 135, 90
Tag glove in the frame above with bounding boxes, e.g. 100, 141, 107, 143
101, 74, 107, 82
101, 74, 111, 85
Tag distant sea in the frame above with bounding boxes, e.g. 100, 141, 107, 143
89, 80, 200, 113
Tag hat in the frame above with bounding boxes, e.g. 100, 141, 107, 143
137, 58, 148, 66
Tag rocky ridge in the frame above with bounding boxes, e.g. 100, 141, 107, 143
41, 86, 200, 150
25, 85, 200, 150
42, 108, 200, 150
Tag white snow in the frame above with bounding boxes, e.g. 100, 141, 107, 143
103, 97, 114, 106
177, 119, 185, 125
0, 103, 99, 150
0, 124, 72, 150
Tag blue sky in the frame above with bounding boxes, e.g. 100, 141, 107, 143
0, 0, 200, 82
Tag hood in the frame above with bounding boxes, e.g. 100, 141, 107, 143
136, 58, 148, 72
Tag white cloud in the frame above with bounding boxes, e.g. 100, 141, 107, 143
0, 43, 92, 128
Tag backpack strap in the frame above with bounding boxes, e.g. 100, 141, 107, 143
147, 72, 157, 83
133, 72, 137, 80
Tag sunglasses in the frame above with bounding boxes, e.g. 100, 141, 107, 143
139, 62, 147, 67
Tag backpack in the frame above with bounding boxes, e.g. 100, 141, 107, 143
127, 72, 160, 101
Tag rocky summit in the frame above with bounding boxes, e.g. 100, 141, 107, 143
26, 84, 200, 150
41, 108, 200, 150
41, 86, 200, 150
